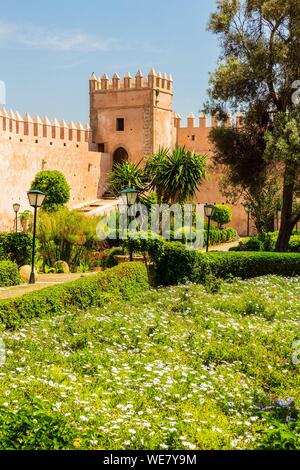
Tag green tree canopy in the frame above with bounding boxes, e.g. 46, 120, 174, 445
31, 170, 70, 212
145, 146, 206, 204
264, 105, 300, 250
206, 0, 300, 248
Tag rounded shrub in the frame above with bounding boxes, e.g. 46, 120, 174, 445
289, 235, 300, 252
212, 204, 232, 228
31, 170, 70, 211
0, 260, 21, 287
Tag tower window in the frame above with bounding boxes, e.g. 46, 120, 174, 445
191, 135, 196, 141
116, 118, 124, 131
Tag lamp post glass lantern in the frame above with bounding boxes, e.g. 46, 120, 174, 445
204, 203, 215, 253
27, 190, 46, 284
120, 188, 139, 261
13, 203, 20, 233
120, 187, 139, 206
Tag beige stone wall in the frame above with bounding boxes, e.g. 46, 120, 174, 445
0, 110, 110, 231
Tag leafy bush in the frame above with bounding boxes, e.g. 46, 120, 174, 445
211, 204, 232, 228
0, 400, 78, 450
232, 231, 300, 253
0, 233, 32, 266
31, 170, 70, 211
105, 247, 125, 268
289, 235, 300, 252
206, 227, 236, 245
0, 260, 21, 287
235, 237, 264, 252
257, 420, 300, 450
0, 262, 149, 330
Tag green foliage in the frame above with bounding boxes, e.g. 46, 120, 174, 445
211, 204, 232, 228
105, 247, 125, 268
0, 400, 78, 450
233, 232, 300, 253
31, 170, 70, 211
0, 262, 149, 330
0, 232, 33, 266
206, 0, 300, 235
108, 161, 146, 196
264, 105, 300, 250
289, 236, 300, 253
149, 240, 300, 285
38, 208, 100, 271
0, 260, 21, 287
257, 421, 300, 450
145, 146, 206, 203
204, 252, 300, 280
206, 226, 236, 245
237, 237, 265, 252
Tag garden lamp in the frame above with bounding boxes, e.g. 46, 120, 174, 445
27, 190, 46, 284
204, 203, 216, 253
13, 203, 20, 233
120, 187, 139, 206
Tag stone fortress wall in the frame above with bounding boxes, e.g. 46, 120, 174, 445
0, 67, 251, 235
0, 108, 111, 231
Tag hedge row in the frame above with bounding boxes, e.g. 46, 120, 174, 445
150, 241, 300, 285
0, 261, 21, 287
0, 262, 149, 330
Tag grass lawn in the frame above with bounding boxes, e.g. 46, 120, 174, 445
0, 275, 299, 450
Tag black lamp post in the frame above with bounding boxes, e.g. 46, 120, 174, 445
27, 190, 45, 284
13, 203, 20, 233
204, 203, 215, 253
120, 188, 139, 261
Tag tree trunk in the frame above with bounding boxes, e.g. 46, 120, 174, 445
275, 164, 296, 252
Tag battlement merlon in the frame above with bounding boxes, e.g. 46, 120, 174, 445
89, 69, 173, 94
0, 108, 92, 144
174, 112, 241, 129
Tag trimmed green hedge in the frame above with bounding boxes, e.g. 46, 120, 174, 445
150, 241, 300, 285
204, 252, 300, 279
0, 261, 21, 287
0, 262, 149, 330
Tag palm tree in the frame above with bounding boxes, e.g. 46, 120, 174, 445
107, 161, 147, 196
145, 146, 206, 203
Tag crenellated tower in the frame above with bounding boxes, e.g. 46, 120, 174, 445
89, 68, 175, 164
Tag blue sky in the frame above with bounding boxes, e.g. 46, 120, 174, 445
0, 0, 220, 124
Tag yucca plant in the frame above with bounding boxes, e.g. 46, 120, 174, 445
145, 146, 206, 203
107, 161, 147, 196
